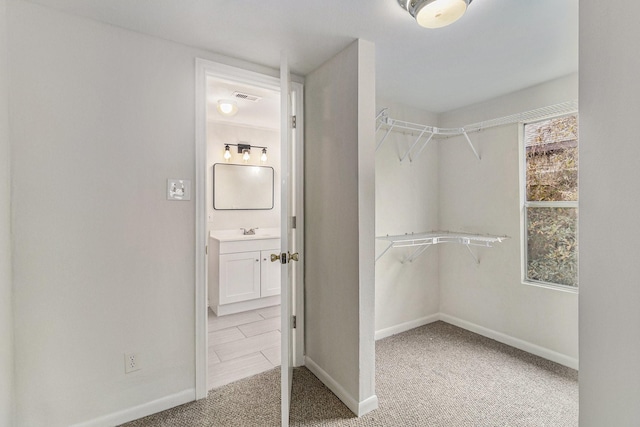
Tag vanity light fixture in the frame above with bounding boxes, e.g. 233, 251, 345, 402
222, 143, 268, 163
217, 99, 238, 117
398, 0, 473, 29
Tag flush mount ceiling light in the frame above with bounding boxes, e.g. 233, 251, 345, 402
216, 99, 238, 117
398, 0, 473, 29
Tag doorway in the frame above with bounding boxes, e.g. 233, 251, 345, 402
194, 58, 305, 416
206, 74, 282, 387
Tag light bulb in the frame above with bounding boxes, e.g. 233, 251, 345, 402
261, 148, 267, 163
242, 150, 250, 162
224, 145, 231, 161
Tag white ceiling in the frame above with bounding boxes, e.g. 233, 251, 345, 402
26, 0, 578, 113
207, 77, 280, 129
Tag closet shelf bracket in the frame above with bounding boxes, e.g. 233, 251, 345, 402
376, 231, 509, 264
462, 131, 480, 160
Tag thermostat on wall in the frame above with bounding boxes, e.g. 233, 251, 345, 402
167, 179, 191, 201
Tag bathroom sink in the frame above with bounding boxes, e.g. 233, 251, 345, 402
209, 228, 280, 242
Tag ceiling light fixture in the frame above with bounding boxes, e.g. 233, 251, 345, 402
216, 99, 238, 117
398, 0, 473, 29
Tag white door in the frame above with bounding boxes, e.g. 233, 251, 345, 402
275, 53, 296, 427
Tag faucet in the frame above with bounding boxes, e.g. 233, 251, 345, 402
241, 227, 257, 235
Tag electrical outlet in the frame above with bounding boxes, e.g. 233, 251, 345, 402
124, 353, 141, 374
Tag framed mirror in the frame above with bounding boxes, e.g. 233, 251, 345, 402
213, 163, 275, 210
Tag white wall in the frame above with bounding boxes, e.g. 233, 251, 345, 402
0, 0, 14, 424
206, 122, 280, 231
374, 99, 440, 336
305, 39, 377, 415
579, 2, 640, 424
8, 2, 281, 426
436, 74, 579, 366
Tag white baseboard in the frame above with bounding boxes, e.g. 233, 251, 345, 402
374, 313, 578, 370
305, 356, 378, 417
375, 313, 440, 341
70, 389, 195, 427
439, 313, 579, 370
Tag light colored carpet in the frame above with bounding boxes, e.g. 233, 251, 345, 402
121, 321, 578, 426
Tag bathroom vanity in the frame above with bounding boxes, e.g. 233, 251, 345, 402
208, 228, 281, 316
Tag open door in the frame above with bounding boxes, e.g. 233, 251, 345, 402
275, 52, 296, 427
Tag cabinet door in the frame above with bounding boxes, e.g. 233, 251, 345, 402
260, 249, 281, 297
219, 251, 261, 304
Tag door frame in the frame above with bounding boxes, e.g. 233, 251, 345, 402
194, 58, 304, 399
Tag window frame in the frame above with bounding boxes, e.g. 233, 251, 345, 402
519, 114, 579, 293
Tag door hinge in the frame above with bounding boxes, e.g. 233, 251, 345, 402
292, 315, 297, 329
205, 245, 208, 255
291, 115, 297, 129
291, 215, 296, 229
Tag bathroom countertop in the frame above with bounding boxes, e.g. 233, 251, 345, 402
209, 227, 281, 242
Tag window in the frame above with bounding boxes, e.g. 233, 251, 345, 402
522, 115, 578, 289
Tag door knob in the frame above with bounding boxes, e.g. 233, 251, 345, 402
270, 253, 281, 263
288, 252, 299, 262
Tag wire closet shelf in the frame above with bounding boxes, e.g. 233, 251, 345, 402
375, 100, 578, 162
376, 231, 509, 264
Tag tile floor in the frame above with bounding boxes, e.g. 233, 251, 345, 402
208, 305, 281, 389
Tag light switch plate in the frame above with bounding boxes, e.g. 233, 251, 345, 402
167, 179, 191, 201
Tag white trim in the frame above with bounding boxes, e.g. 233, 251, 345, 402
521, 279, 579, 294
374, 314, 440, 341
439, 313, 579, 370
374, 313, 578, 369
69, 389, 195, 427
525, 200, 578, 208
518, 122, 527, 285
304, 356, 378, 417
358, 394, 380, 417
194, 58, 208, 399
291, 81, 305, 368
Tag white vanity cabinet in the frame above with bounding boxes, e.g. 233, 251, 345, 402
219, 251, 261, 304
208, 231, 281, 316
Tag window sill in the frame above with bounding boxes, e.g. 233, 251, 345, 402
522, 280, 579, 294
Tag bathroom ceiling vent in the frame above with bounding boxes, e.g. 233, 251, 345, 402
232, 91, 262, 102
